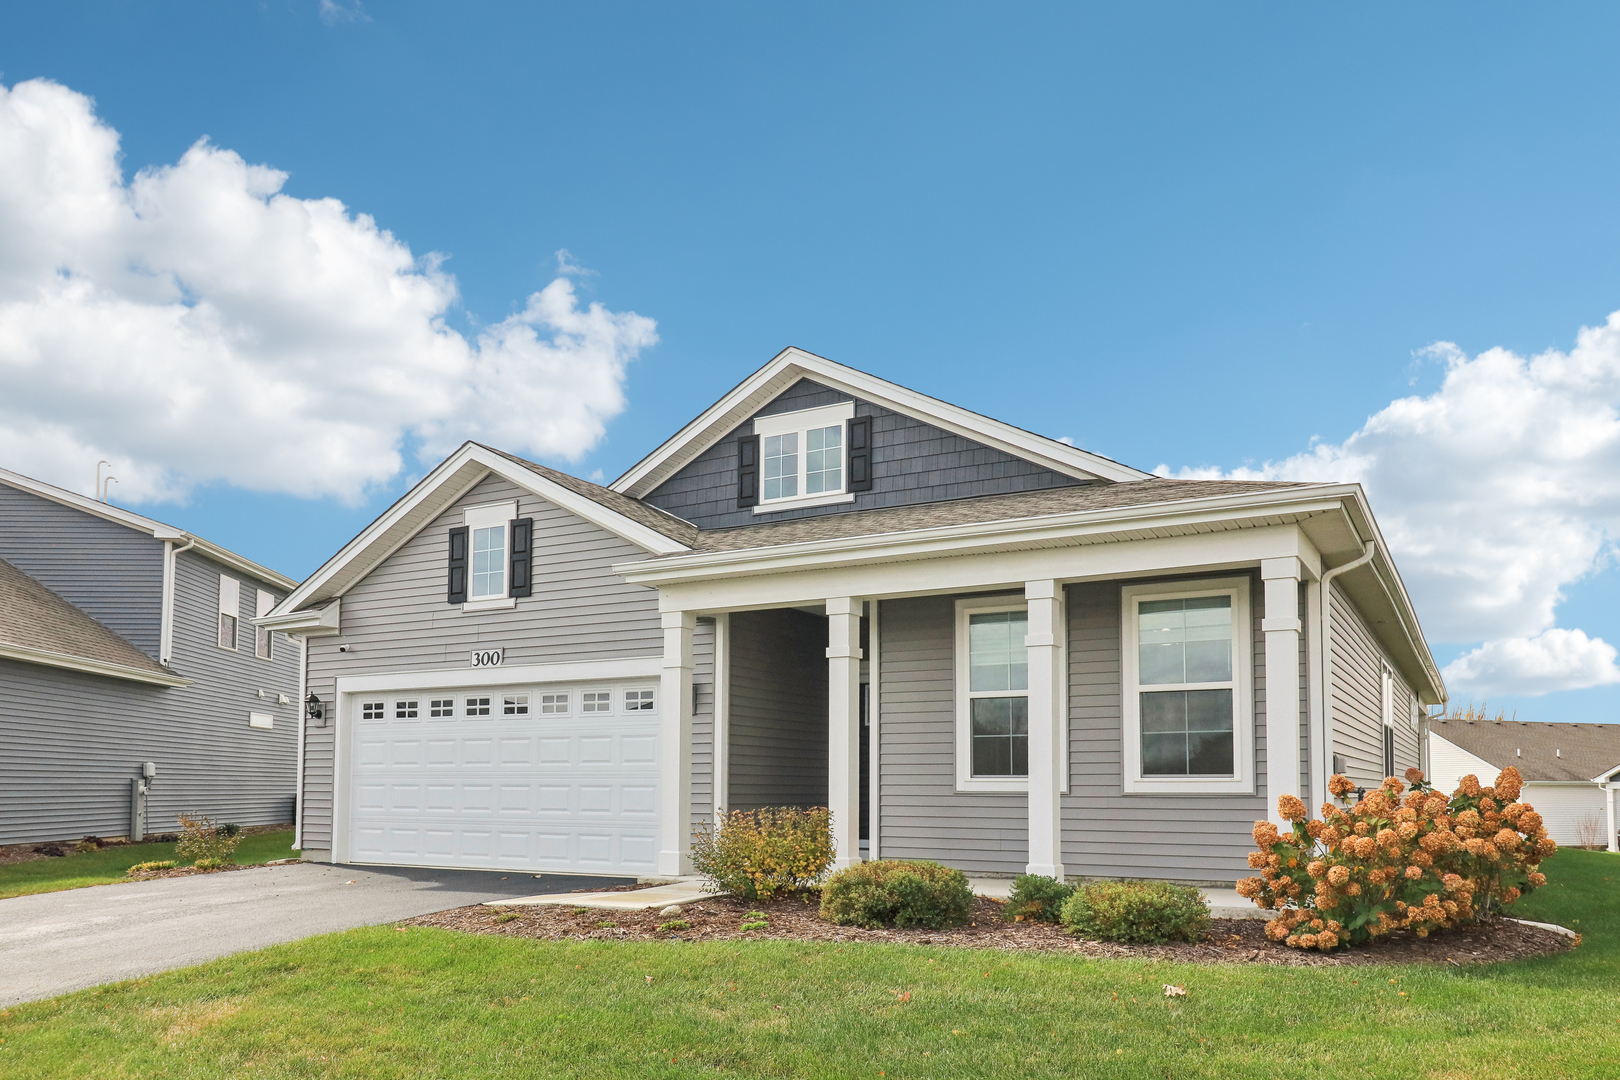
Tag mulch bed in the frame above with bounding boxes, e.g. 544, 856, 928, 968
403, 893, 1575, 966
125, 858, 301, 883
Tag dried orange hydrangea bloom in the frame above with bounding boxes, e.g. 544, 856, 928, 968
1236, 766, 1552, 951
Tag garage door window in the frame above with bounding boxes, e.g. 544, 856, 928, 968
395, 700, 418, 719
504, 695, 529, 716
465, 696, 491, 716
362, 701, 385, 721
541, 693, 569, 714
429, 698, 454, 718
626, 689, 655, 711
583, 691, 611, 713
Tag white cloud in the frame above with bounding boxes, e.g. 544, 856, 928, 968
0, 78, 655, 505
1442, 629, 1620, 698
1161, 310, 1620, 696
318, 0, 369, 25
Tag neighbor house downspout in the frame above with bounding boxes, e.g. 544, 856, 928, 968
1315, 540, 1376, 807
159, 537, 198, 666
293, 634, 307, 851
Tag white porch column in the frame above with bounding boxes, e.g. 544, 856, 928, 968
658, 610, 696, 877
827, 597, 864, 871
1607, 783, 1617, 853
1025, 579, 1065, 879
1262, 558, 1304, 826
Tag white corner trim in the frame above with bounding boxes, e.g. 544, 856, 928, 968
1120, 576, 1255, 795
608, 347, 1154, 498
332, 655, 664, 695
0, 641, 193, 687
753, 491, 856, 515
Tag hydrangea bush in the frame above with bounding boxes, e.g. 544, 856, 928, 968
690, 806, 835, 900
1237, 766, 1553, 950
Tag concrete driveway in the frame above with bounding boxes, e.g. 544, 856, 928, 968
0, 862, 632, 1006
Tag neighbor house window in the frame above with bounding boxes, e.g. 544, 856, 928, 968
751, 401, 856, 511
217, 574, 240, 650
953, 596, 1057, 792
255, 590, 276, 659
1121, 578, 1252, 794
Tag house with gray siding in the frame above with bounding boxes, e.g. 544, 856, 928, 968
266, 348, 1444, 883
0, 467, 300, 845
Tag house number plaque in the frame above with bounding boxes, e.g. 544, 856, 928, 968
471, 649, 505, 668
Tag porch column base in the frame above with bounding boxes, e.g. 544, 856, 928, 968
827, 597, 864, 872
658, 610, 695, 877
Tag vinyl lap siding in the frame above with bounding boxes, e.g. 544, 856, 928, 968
1060, 579, 1270, 883
298, 474, 664, 852
1330, 582, 1420, 787
643, 378, 1087, 531
0, 483, 165, 658
690, 617, 716, 834
0, 550, 299, 844
727, 609, 828, 812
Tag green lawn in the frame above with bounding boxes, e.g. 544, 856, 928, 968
0, 830, 297, 899
2, 849, 1615, 1079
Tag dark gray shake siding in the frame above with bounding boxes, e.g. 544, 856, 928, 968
726, 609, 829, 812
876, 577, 1280, 882
0, 547, 298, 844
0, 484, 165, 658
298, 474, 665, 854
1330, 582, 1420, 788
642, 378, 1089, 531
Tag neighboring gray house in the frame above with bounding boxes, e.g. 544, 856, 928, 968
0, 467, 300, 845
265, 348, 1443, 883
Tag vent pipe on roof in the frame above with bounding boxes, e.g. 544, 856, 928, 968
1557, 748, 1562, 757
1517, 748, 1521, 756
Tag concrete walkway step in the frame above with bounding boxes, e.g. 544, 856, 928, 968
486, 879, 712, 910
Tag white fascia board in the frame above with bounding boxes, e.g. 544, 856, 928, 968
270, 443, 689, 619
617, 485, 1352, 585
255, 599, 341, 637
0, 642, 192, 687
609, 347, 1154, 497
0, 465, 295, 589
334, 656, 662, 694
1589, 762, 1620, 784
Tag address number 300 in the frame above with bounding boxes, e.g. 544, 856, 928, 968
471, 649, 505, 668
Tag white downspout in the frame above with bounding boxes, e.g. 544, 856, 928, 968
293, 634, 307, 851
159, 537, 198, 666
1316, 541, 1376, 803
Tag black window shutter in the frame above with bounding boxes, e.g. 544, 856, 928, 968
736, 434, 760, 507
509, 518, 533, 598
847, 415, 873, 492
447, 526, 468, 604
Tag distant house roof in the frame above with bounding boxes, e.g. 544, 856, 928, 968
0, 557, 187, 686
1431, 718, 1620, 784
671, 477, 1307, 555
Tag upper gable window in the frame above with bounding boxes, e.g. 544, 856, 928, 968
456, 500, 523, 612
751, 401, 857, 513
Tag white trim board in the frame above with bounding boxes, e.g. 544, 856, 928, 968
332, 656, 663, 695
609, 347, 1154, 498
0, 641, 192, 687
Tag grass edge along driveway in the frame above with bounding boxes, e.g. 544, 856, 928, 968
2, 849, 1615, 1079
0, 830, 297, 899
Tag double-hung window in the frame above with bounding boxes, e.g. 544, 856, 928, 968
217, 575, 240, 651
953, 596, 1054, 792
751, 401, 856, 513
461, 500, 517, 611
1122, 578, 1252, 793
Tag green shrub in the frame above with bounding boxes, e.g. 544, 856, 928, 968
1060, 880, 1211, 944
658, 919, 691, 932
126, 860, 175, 874
820, 860, 974, 929
690, 807, 835, 900
175, 813, 243, 866
1003, 873, 1073, 923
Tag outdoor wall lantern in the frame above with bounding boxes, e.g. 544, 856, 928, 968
305, 693, 326, 723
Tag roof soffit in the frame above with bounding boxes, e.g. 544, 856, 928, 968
609, 347, 1154, 498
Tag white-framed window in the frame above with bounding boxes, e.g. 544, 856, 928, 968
429, 698, 455, 718
751, 401, 856, 513
540, 692, 569, 714
361, 701, 386, 721
625, 688, 655, 712
503, 694, 529, 716
395, 700, 419, 719
1382, 668, 1396, 777
1121, 577, 1253, 794
582, 691, 612, 713
462, 500, 517, 610
953, 596, 1055, 793
464, 696, 491, 717
255, 589, 275, 659
217, 574, 240, 651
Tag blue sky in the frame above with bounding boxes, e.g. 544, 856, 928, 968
4, 2, 1620, 722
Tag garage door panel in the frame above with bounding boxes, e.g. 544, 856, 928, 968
350, 679, 661, 875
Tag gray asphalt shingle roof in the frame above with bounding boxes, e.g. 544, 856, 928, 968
0, 557, 172, 679
1432, 718, 1620, 783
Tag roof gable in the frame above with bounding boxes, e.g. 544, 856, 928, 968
1431, 719, 1620, 783
0, 557, 186, 686
610, 347, 1152, 499
272, 442, 694, 616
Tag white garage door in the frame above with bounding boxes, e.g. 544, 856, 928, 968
349, 679, 661, 875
